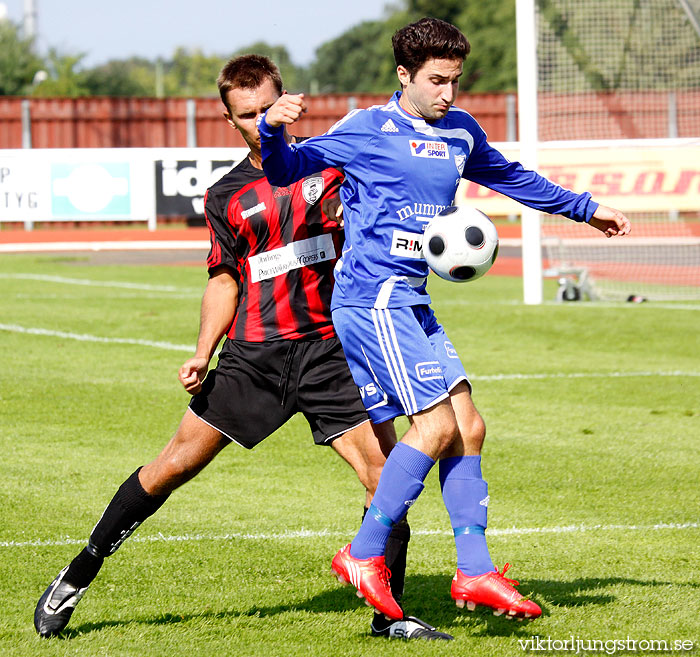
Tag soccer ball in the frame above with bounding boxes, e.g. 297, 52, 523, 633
422, 205, 499, 282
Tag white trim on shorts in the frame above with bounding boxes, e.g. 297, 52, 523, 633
186, 406, 248, 449
322, 417, 371, 444
447, 374, 471, 393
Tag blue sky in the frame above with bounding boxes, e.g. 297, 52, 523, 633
1, 0, 391, 67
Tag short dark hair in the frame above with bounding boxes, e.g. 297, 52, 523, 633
217, 55, 283, 112
392, 17, 470, 79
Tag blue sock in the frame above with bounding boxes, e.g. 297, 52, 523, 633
350, 443, 434, 559
439, 455, 495, 576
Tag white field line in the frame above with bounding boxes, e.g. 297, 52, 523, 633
0, 273, 202, 293
2, 323, 700, 379
2, 522, 697, 549
0, 323, 193, 353
473, 370, 700, 381
439, 298, 700, 310
0, 240, 210, 253
5, 273, 699, 310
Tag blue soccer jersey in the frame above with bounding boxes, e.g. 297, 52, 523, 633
260, 91, 599, 310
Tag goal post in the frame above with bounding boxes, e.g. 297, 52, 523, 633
517, 0, 544, 305
516, 0, 700, 302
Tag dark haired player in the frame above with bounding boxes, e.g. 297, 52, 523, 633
260, 18, 631, 620
33, 54, 451, 642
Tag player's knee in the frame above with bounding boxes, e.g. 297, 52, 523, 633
362, 459, 384, 496
143, 452, 199, 495
467, 413, 486, 452
435, 417, 461, 455
165, 451, 207, 488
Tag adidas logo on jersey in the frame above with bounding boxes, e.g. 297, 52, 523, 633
381, 119, 399, 133
273, 186, 291, 198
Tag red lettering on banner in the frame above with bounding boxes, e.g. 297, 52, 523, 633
672, 170, 700, 195
633, 171, 665, 195
590, 172, 624, 196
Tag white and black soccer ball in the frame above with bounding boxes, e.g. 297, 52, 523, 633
423, 205, 499, 283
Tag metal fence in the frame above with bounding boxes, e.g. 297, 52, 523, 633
0, 93, 516, 148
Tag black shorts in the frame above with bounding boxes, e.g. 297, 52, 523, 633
188, 337, 369, 449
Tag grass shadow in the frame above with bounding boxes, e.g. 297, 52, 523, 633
54, 571, 699, 640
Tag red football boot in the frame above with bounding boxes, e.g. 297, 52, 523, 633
331, 544, 403, 620
451, 563, 542, 619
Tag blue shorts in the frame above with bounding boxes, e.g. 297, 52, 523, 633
331, 305, 470, 423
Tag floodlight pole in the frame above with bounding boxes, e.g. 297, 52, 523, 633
516, 0, 544, 305
23, 0, 37, 43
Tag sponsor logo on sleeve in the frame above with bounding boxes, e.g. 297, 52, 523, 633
241, 201, 267, 220
409, 140, 448, 159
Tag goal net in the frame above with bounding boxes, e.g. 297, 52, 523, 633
534, 0, 700, 301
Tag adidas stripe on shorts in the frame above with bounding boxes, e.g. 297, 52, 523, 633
331, 304, 470, 424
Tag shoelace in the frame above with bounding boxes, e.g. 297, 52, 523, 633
377, 562, 393, 588
494, 563, 520, 587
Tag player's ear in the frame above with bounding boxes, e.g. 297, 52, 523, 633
223, 112, 237, 130
397, 65, 411, 88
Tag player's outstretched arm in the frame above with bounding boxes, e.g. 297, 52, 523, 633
179, 266, 238, 395
588, 204, 631, 238
264, 93, 307, 128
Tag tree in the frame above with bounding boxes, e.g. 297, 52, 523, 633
165, 48, 227, 97
401, 0, 517, 91
308, 20, 400, 93
454, 0, 517, 91
404, 0, 466, 25
0, 19, 44, 95
31, 49, 91, 97
1, 0, 523, 98
232, 42, 309, 92
306, 0, 518, 93
81, 58, 158, 96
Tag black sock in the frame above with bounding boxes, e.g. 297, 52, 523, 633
384, 516, 410, 603
64, 547, 104, 588
363, 507, 410, 624
64, 467, 169, 587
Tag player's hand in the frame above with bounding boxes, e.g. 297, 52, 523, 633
179, 356, 209, 395
589, 205, 631, 238
322, 196, 344, 228
264, 93, 307, 128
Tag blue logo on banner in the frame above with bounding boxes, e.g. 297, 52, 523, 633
51, 163, 131, 217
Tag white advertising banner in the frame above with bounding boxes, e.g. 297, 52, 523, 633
0, 152, 49, 221
458, 138, 700, 215
0, 148, 247, 229
2, 141, 697, 227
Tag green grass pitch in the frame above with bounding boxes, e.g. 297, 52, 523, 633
1, 254, 698, 656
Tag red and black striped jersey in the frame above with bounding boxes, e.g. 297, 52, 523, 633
204, 156, 344, 342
